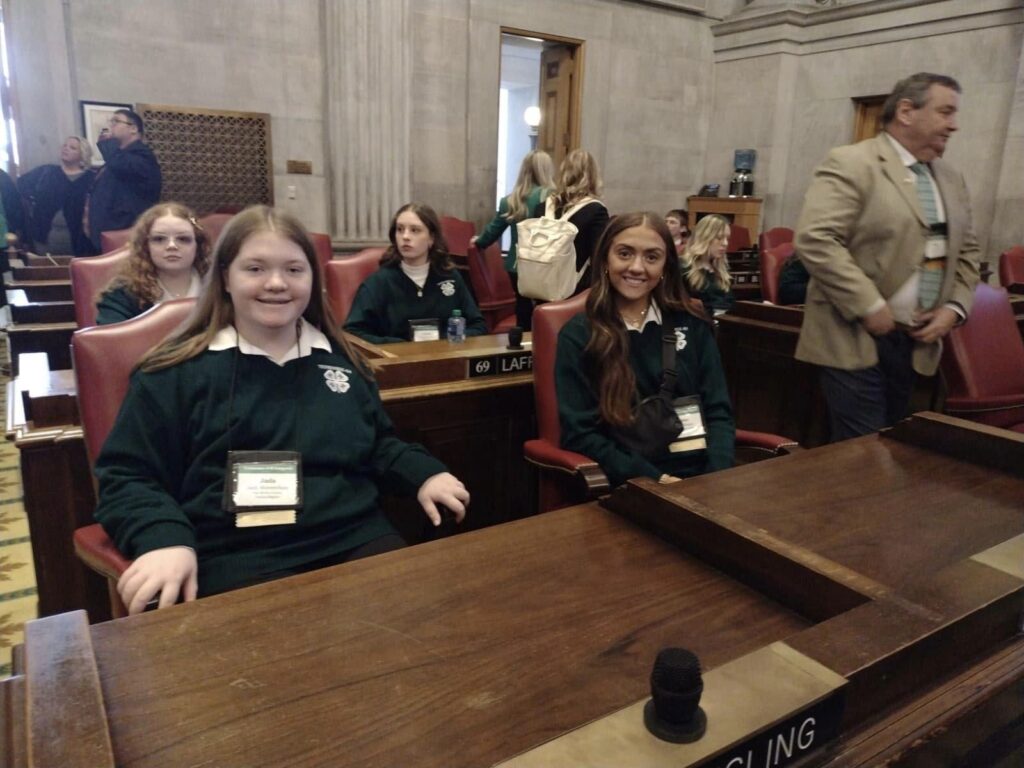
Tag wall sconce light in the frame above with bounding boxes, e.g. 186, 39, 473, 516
524, 106, 541, 149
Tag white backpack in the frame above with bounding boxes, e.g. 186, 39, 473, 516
515, 196, 596, 301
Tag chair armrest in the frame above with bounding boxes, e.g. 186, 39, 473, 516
73, 524, 131, 581
736, 428, 802, 455
944, 395, 1024, 413
524, 438, 610, 498
478, 298, 515, 312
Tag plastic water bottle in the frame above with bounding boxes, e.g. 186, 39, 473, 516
447, 309, 466, 343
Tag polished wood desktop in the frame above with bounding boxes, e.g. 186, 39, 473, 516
7, 332, 538, 620
4, 413, 1022, 767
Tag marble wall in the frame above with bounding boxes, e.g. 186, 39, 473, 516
7, 0, 1021, 253
708, 0, 1024, 260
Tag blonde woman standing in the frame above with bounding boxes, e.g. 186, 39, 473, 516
680, 214, 735, 316
532, 149, 609, 297
472, 150, 554, 329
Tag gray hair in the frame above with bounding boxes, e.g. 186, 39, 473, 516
881, 73, 962, 125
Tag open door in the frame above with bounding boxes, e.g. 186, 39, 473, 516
538, 42, 581, 169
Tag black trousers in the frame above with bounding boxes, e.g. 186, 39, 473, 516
818, 331, 916, 442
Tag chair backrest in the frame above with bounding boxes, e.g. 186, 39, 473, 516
998, 245, 1024, 291
70, 247, 131, 328
758, 242, 795, 305
309, 232, 334, 273
100, 228, 132, 254
323, 247, 385, 323
440, 216, 475, 257
532, 291, 590, 444
198, 212, 235, 246
727, 224, 751, 252
72, 298, 197, 466
758, 227, 794, 254
941, 283, 1024, 401
467, 243, 516, 329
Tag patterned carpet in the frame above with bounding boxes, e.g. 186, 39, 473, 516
0, 352, 39, 678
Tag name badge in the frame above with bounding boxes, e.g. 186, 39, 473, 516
923, 235, 947, 261
669, 395, 708, 454
409, 318, 440, 342
223, 451, 303, 527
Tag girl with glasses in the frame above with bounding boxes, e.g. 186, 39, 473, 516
96, 202, 211, 324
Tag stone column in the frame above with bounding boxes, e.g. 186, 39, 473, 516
988, 32, 1024, 265
325, 0, 410, 244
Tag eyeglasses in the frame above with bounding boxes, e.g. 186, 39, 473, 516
149, 234, 195, 247
108, 118, 133, 127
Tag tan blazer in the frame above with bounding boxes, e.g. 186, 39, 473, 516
794, 133, 980, 375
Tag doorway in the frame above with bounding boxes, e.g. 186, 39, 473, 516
495, 31, 582, 248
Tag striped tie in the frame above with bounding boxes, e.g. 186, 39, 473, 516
910, 163, 938, 225
910, 163, 943, 310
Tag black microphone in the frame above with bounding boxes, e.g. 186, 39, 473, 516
507, 326, 524, 350
643, 647, 707, 743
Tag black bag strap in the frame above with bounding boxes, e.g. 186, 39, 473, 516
658, 333, 677, 398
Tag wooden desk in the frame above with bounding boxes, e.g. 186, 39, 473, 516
5, 321, 76, 374
4, 279, 71, 302
10, 333, 537, 620
5, 414, 1022, 767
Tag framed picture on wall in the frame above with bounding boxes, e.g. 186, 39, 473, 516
79, 100, 133, 166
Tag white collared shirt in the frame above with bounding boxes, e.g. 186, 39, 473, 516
208, 318, 333, 366
884, 132, 946, 224
400, 260, 429, 288
157, 270, 203, 303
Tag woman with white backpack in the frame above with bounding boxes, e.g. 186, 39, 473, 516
518, 149, 609, 301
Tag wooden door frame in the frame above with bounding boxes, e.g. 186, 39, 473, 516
500, 27, 585, 157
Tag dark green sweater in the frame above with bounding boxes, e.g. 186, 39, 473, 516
344, 263, 488, 344
474, 186, 547, 273
94, 343, 447, 597
555, 310, 735, 488
96, 285, 152, 325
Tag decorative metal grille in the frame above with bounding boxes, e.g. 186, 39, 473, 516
136, 104, 273, 214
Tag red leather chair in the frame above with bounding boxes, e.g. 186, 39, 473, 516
940, 283, 1024, 432
467, 243, 516, 333
758, 227, 794, 255
69, 247, 130, 328
71, 298, 198, 617
198, 212, 235, 246
99, 228, 132, 253
726, 225, 752, 252
323, 247, 385, 323
998, 246, 1024, 293
525, 293, 800, 513
310, 232, 334, 274
440, 216, 475, 257
759, 242, 795, 305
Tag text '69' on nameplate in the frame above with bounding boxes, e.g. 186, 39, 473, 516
467, 352, 533, 379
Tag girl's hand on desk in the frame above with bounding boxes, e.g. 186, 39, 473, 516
118, 546, 198, 615
417, 472, 470, 526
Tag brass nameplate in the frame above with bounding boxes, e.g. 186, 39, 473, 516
286, 160, 313, 175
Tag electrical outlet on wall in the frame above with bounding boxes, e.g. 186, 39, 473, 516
287, 185, 297, 200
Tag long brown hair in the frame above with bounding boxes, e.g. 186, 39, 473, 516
102, 202, 211, 307
139, 205, 370, 377
380, 203, 453, 272
583, 211, 698, 427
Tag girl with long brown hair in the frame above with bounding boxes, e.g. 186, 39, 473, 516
95, 202, 211, 324
554, 212, 735, 487
344, 202, 487, 343
94, 205, 469, 614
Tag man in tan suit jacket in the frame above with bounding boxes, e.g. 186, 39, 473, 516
795, 73, 980, 441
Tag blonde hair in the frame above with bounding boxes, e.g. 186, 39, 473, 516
552, 149, 602, 210
101, 202, 211, 307
681, 214, 732, 293
66, 136, 93, 169
139, 205, 370, 378
505, 150, 554, 221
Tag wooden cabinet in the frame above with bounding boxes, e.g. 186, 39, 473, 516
687, 195, 763, 237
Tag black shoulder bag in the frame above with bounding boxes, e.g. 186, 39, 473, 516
612, 334, 683, 459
